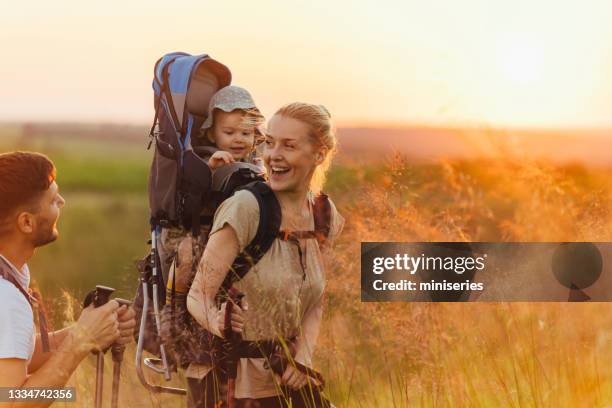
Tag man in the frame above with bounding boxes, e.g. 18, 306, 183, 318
0, 151, 136, 408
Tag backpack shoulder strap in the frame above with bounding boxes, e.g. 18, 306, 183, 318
312, 193, 332, 245
226, 181, 281, 283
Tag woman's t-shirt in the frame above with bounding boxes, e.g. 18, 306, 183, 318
187, 189, 344, 398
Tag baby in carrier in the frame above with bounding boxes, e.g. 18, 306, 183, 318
158, 85, 265, 366
160, 85, 264, 292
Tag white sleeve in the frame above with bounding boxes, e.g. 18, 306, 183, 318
0, 280, 35, 361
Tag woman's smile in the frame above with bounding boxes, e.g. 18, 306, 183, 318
270, 165, 291, 181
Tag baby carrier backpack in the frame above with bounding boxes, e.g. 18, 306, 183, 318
134, 51, 238, 394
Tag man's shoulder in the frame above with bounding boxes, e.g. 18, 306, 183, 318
0, 278, 32, 313
0, 278, 35, 361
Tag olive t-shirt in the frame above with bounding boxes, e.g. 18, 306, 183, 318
187, 189, 344, 398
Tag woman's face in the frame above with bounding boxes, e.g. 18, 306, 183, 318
208, 110, 256, 160
263, 114, 319, 194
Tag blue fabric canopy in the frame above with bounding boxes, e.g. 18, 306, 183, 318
152, 52, 231, 145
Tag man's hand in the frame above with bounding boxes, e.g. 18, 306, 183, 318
208, 151, 235, 169
116, 305, 136, 345
72, 300, 121, 353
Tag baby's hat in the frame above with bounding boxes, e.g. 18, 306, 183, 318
201, 85, 261, 131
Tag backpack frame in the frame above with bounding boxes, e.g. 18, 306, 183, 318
136, 52, 232, 395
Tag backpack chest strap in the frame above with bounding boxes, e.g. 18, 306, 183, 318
277, 193, 332, 245
278, 230, 321, 242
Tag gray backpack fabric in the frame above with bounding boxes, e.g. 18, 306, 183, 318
147, 52, 231, 232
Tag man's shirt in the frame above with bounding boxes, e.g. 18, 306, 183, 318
0, 254, 36, 363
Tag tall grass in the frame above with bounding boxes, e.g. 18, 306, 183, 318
320, 152, 612, 407
3, 129, 611, 407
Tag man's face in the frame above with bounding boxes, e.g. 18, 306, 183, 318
30, 181, 65, 247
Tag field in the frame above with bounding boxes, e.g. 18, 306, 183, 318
1, 123, 611, 407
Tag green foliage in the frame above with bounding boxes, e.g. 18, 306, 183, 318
1, 127, 150, 193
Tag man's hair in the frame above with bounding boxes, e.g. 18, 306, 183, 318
0, 152, 56, 233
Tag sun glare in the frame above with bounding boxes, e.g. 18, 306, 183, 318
495, 33, 545, 85
1, 1, 611, 127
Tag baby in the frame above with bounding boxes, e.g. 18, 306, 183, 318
199, 85, 265, 171
165, 85, 265, 295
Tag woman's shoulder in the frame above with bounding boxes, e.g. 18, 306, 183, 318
211, 189, 261, 252
227, 188, 261, 208
214, 189, 261, 226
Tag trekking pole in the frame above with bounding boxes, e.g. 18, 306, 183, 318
83, 285, 116, 408
224, 287, 244, 408
110, 298, 132, 408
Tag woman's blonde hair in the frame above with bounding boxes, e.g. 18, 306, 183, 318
275, 102, 337, 195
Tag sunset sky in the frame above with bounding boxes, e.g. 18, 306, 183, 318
2, 0, 612, 128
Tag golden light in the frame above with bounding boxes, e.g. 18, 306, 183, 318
1, 0, 611, 128
495, 33, 545, 85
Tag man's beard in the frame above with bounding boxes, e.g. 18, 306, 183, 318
32, 217, 58, 247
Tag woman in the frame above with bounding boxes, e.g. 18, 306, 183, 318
187, 102, 344, 407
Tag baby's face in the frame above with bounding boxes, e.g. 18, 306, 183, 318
208, 110, 256, 160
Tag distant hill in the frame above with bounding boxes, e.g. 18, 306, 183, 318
2, 122, 611, 167
336, 126, 612, 167
15, 122, 148, 143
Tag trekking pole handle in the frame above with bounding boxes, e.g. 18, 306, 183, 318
83, 285, 116, 309
224, 287, 245, 408
115, 298, 132, 307
223, 288, 244, 341
84, 287, 129, 355
83, 286, 115, 408
111, 298, 132, 363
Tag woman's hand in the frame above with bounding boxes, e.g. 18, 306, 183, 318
208, 151, 235, 169
278, 299, 322, 390
280, 364, 309, 390
216, 298, 248, 337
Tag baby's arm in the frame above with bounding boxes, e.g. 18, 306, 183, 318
208, 150, 235, 169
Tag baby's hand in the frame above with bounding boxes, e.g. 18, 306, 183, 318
208, 151, 235, 169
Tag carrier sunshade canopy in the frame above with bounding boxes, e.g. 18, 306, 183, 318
153, 52, 232, 142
